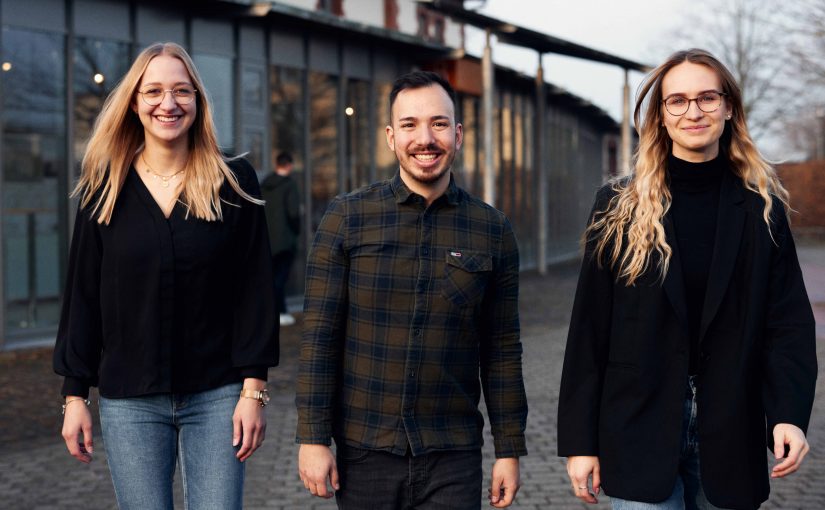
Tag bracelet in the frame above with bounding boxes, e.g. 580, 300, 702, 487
61, 397, 91, 415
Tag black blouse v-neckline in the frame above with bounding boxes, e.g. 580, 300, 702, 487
129, 166, 183, 221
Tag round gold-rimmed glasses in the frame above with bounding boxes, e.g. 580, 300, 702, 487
662, 91, 727, 116
138, 86, 198, 106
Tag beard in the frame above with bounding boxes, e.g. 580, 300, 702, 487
397, 145, 455, 185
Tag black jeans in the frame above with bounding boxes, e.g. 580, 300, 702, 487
335, 444, 482, 510
271, 250, 294, 314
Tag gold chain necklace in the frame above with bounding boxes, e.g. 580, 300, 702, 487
142, 154, 185, 188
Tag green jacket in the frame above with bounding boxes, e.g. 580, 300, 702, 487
261, 173, 300, 255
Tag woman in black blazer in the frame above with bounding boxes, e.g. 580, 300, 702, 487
557, 48, 817, 510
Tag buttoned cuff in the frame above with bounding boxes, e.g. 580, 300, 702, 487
295, 422, 333, 445
61, 377, 91, 399
494, 435, 527, 458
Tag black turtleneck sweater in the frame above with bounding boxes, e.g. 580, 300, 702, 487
667, 154, 725, 375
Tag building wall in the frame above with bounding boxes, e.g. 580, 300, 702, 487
777, 160, 825, 229
0, 0, 616, 349
345, 0, 385, 26
278, 0, 317, 10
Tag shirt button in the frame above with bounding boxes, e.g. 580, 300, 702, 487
409, 370, 415, 378
414, 329, 421, 336
422, 247, 429, 255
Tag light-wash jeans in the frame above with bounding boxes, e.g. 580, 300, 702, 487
611, 376, 726, 510
99, 382, 244, 510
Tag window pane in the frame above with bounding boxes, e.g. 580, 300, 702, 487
270, 65, 306, 297
345, 79, 370, 190
374, 81, 395, 180
73, 37, 130, 173
193, 54, 234, 151
309, 72, 337, 231
1, 27, 66, 336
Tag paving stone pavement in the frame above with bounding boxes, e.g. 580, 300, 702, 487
1, 242, 824, 509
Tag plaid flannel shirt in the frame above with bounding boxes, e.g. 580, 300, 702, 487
296, 174, 528, 458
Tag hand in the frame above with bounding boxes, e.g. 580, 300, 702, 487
567, 456, 600, 504
233, 392, 266, 462
298, 444, 339, 498
488, 457, 521, 507
771, 423, 809, 478
61, 397, 93, 464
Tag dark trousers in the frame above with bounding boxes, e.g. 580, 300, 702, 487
271, 250, 294, 314
334, 445, 482, 510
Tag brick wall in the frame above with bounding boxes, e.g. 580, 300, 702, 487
777, 160, 825, 229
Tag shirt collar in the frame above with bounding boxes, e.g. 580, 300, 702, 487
390, 172, 462, 206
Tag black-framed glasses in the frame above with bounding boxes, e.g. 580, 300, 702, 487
662, 91, 727, 116
138, 86, 198, 106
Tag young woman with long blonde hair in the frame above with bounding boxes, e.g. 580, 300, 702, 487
54, 42, 278, 509
558, 49, 817, 509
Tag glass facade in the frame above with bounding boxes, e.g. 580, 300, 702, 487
269, 65, 306, 296
345, 79, 371, 190
1, 27, 67, 337
0, 0, 615, 349
308, 72, 338, 232
373, 81, 396, 180
193, 54, 234, 151
73, 37, 131, 172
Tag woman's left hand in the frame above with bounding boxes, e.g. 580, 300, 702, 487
771, 423, 809, 478
233, 380, 267, 462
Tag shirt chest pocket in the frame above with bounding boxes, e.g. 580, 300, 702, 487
440, 251, 493, 307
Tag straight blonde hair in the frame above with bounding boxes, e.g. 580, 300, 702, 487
75, 42, 260, 224
586, 48, 789, 286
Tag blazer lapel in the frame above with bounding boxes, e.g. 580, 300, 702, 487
663, 214, 690, 335
699, 171, 746, 342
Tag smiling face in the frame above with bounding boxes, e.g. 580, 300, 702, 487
661, 62, 732, 162
132, 54, 196, 150
385, 84, 463, 194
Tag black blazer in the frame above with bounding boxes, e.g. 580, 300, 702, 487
557, 171, 817, 510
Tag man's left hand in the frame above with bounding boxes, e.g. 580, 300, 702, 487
771, 423, 809, 478
488, 457, 521, 507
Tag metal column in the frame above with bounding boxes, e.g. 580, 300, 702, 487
482, 28, 495, 206
620, 68, 632, 175
535, 54, 547, 275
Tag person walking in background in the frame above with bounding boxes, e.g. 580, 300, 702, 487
558, 48, 817, 510
262, 151, 301, 327
53, 42, 278, 509
296, 71, 528, 509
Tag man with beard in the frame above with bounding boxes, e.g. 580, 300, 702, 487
295, 71, 527, 509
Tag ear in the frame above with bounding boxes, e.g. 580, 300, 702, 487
455, 122, 463, 151
385, 125, 395, 151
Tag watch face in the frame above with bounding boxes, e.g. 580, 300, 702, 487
260, 390, 270, 405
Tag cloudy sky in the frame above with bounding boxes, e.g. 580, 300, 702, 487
456, 0, 816, 160
463, 0, 693, 122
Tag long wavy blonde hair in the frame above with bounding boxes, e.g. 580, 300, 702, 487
75, 42, 260, 224
587, 48, 789, 286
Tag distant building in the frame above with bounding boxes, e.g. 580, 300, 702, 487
0, 0, 620, 349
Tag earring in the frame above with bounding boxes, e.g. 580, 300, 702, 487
726, 114, 732, 120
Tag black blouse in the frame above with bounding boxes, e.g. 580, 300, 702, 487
53, 158, 279, 399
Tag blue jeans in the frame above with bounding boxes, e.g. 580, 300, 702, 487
334, 444, 482, 510
99, 383, 244, 510
611, 377, 725, 510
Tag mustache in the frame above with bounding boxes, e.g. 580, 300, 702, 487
410, 144, 443, 153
